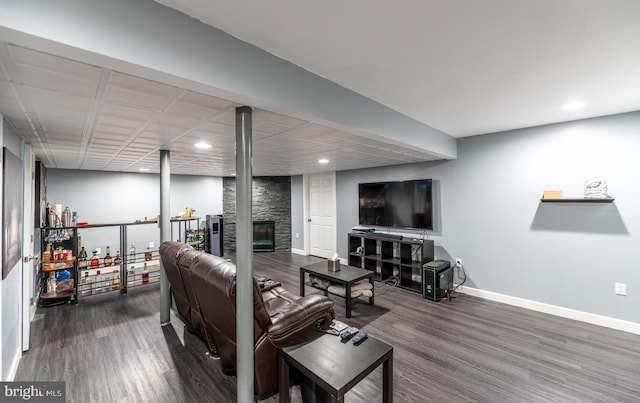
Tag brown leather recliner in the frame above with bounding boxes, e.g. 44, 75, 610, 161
159, 242, 218, 353
159, 242, 335, 398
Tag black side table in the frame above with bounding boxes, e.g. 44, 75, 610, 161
279, 333, 393, 403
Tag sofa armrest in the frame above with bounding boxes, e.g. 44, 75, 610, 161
267, 294, 334, 347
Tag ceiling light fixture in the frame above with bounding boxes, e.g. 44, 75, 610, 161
139, 168, 150, 172
562, 101, 586, 111
195, 142, 213, 149
318, 158, 330, 164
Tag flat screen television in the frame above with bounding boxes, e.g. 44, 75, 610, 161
358, 179, 433, 230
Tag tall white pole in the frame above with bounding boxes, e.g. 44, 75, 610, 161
235, 106, 254, 402
160, 149, 171, 325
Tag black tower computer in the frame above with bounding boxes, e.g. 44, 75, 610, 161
206, 215, 223, 257
422, 260, 453, 301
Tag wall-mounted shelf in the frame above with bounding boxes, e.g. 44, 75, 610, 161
540, 197, 614, 203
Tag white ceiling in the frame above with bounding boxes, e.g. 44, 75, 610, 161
2, 1, 640, 176
0, 43, 436, 176
159, 0, 640, 136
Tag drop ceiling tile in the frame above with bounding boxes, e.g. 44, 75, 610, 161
17, 83, 91, 109
100, 103, 157, 121
164, 99, 224, 120
14, 63, 100, 98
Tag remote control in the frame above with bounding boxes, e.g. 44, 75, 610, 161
339, 327, 359, 341
352, 331, 368, 345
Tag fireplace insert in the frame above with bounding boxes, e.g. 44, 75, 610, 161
253, 221, 275, 252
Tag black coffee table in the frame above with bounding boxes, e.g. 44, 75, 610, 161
300, 261, 374, 318
279, 333, 393, 403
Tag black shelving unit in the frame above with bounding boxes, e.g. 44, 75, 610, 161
347, 233, 434, 293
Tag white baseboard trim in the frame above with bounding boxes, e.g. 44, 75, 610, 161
291, 248, 306, 256
458, 285, 640, 336
7, 349, 20, 381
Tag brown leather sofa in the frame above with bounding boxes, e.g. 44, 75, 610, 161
159, 241, 335, 398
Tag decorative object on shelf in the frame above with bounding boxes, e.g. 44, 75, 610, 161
584, 180, 609, 199
542, 190, 563, 199
328, 253, 340, 272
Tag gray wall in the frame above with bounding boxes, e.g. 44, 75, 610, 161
291, 175, 304, 250
1, 119, 22, 380
223, 177, 292, 252
325, 111, 640, 325
47, 169, 223, 255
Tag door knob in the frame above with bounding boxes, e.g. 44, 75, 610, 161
23, 255, 38, 263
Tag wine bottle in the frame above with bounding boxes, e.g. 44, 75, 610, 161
114, 250, 122, 266
129, 242, 136, 263
142, 262, 149, 284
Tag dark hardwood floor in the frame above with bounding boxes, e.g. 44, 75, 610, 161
16, 252, 640, 402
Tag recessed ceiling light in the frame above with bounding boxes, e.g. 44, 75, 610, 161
318, 158, 330, 164
139, 168, 150, 172
195, 142, 212, 149
562, 101, 586, 111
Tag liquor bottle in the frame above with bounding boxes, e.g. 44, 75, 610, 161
144, 247, 152, 261
114, 250, 122, 266
43, 244, 52, 262
142, 262, 149, 284
103, 246, 113, 267
96, 270, 102, 293
46, 272, 57, 294
129, 242, 137, 263
90, 250, 100, 268
78, 246, 88, 268
127, 264, 136, 286
112, 269, 120, 290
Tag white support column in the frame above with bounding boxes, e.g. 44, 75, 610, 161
160, 149, 171, 325
235, 106, 254, 402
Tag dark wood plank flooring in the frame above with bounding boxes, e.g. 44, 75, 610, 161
16, 252, 640, 402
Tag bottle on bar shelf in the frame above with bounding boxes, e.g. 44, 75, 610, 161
90, 251, 100, 269
103, 246, 113, 267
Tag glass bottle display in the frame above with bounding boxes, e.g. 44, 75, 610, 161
90, 250, 100, 269
129, 242, 137, 263
103, 246, 113, 267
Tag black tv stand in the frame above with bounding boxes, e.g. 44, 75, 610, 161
347, 232, 434, 293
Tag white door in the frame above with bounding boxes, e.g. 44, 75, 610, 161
21, 145, 36, 351
308, 172, 337, 259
